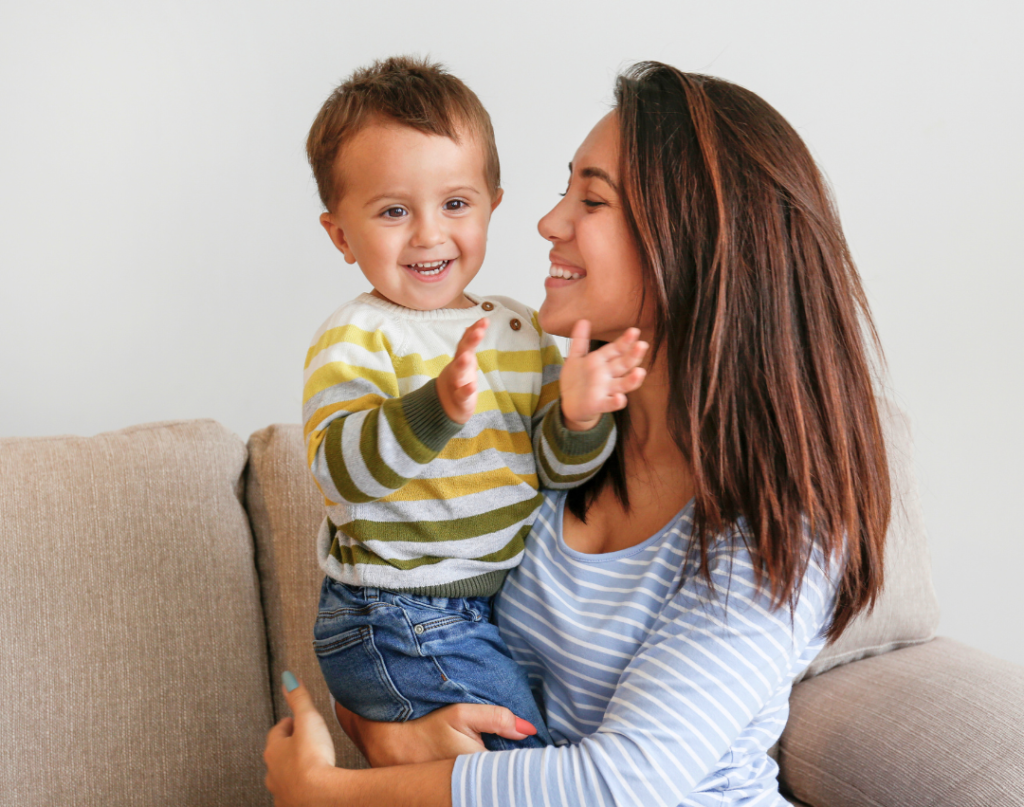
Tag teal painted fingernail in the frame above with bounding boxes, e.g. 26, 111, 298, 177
282, 671, 299, 692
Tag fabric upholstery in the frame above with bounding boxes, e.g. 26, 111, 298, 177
0, 420, 273, 807
801, 398, 941, 680
246, 424, 367, 769
780, 637, 1024, 806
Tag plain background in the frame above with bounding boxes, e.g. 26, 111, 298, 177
2, 1, 1021, 666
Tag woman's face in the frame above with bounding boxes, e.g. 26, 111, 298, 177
538, 111, 652, 343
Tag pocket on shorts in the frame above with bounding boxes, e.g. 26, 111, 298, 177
313, 624, 414, 722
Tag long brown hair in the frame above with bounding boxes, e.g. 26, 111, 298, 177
567, 62, 889, 641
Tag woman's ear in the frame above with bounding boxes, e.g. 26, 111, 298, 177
319, 212, 358, 264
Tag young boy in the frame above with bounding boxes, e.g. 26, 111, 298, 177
302, 56, 647, 750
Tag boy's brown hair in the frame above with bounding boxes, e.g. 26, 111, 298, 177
307, 55, 500, 212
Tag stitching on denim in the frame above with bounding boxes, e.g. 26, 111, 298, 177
313, 625, 368, 655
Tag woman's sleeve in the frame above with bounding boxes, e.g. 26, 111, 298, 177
452, 533, 836, 807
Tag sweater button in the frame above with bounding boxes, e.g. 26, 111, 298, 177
481, 301, 494, 311
510, 318, 521, 331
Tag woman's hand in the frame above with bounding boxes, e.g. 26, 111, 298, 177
560, 321, 648, 431
335, 699, 537, 767
264, 672, 339, 806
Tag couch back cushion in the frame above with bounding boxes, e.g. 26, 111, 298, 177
801, 397, 940, 679
0, 421, 273, 807
247, 398, 938, 754
246, 424, 367, 768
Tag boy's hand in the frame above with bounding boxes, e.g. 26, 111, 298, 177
560, 321, 648, 431
437, 318, 489, 425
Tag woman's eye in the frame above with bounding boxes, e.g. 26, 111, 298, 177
444, 199, 468, 211
383, 207, 407, 219
583, 199, 605, 208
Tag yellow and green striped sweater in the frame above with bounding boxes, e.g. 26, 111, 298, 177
304, 292, 615, 597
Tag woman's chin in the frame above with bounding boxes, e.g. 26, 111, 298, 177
537, 303, 574, 339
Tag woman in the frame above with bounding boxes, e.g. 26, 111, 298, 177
264, 61, 889, 806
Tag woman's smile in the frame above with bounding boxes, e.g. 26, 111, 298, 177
546, 252, 587, 286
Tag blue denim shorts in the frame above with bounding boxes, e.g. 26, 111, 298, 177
313, 577, 552, 751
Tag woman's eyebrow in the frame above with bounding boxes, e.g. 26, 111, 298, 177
568, 161, 619, 192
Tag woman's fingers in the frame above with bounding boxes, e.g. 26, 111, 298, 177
450, 703, 537, 741
266, 716, 295, 744
279, 672, 337, 768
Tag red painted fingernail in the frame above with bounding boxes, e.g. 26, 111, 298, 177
515, 717, 537, 736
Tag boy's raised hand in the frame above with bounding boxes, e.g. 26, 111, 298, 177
437, 318, 489, 424
560, 320, 648, 431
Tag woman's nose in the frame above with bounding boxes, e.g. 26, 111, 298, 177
537, 196, 571, 242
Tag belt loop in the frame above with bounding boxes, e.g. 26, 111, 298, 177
364, 586, 379, 601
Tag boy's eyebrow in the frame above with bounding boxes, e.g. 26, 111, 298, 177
568, 162, 620, 193
361, 185, 484, 209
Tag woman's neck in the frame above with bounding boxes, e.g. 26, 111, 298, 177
624, 352, 674, 452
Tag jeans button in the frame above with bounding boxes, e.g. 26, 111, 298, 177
414, 624, 425, 635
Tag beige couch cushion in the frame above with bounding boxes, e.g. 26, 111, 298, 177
0, 421, 273, 807
781, 638, 1024, 806
801, 398, 941, 679
246, 424, 367, 769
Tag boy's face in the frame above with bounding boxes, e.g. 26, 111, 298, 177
320, 121, 502, 310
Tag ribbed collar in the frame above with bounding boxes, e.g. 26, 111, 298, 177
355, 292, 489, 322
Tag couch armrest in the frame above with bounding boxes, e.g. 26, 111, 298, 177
779, 637, 1024, 807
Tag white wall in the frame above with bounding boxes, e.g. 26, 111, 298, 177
2, 1, 1021, 665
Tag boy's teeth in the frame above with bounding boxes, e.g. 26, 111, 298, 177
549, 264, 582, 280
409, 259, 450, 275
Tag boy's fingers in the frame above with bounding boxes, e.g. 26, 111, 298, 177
453, 355, 479, 387
605, 343, 649, 377
457, 318, 489, 353
591, 329, 640, 363
567, 320, 591, 358
611, 367, 647, 394
451, 383, 476, 407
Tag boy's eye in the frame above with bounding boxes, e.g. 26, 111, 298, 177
382, 207, 407, 219
444, 199, 468, 211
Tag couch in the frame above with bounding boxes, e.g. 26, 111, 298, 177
1, 401, 1021, 806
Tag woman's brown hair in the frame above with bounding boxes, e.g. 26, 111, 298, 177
568, 62, 890, 641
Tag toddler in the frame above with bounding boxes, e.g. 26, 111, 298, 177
302, 56, 647, 750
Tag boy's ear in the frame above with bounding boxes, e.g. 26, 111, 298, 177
319, 212, 358, 264
490, 188, 504, 213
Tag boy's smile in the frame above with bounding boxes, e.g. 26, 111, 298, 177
319, 120, 502, 310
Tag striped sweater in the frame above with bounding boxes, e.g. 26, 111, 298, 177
303, 293, 616, 596
454, 491, 837, 807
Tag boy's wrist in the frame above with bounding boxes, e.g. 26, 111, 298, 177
562, 411, 600, 432
401, 379, 464, 451
560, 401, 600, 432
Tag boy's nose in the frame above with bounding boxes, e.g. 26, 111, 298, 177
410, 213, 446, 248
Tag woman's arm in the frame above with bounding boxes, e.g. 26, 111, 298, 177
264, 677, 456, 807
454, 533, 838, 806
335, 699, 533, 767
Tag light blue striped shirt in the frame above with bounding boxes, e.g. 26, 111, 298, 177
452, 490, 836, 807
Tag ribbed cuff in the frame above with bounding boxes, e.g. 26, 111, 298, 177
401, 379, 464, 453
549, 405, 616, 457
